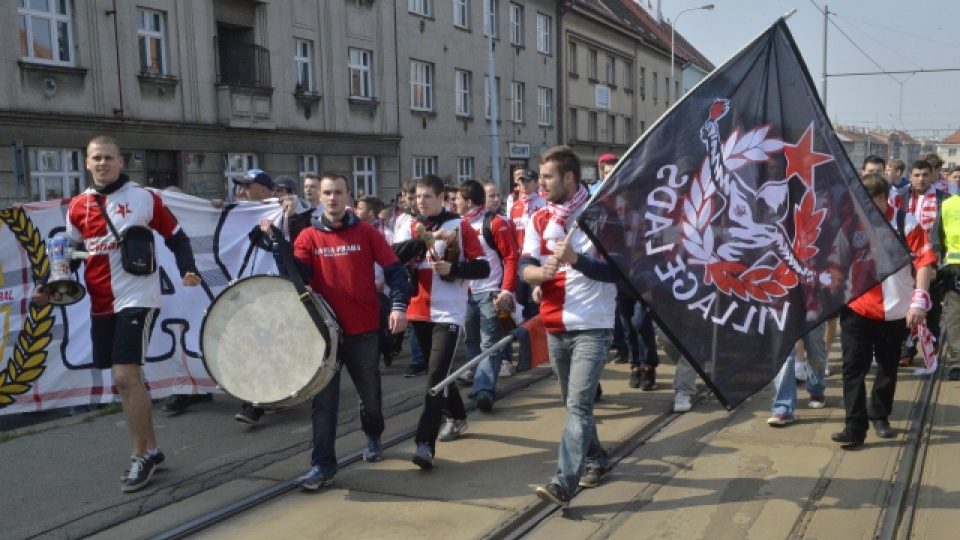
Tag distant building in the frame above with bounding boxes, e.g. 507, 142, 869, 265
937, 128, 960, 169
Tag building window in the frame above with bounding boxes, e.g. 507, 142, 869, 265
510, 81, 524, 123
28, 148, 82, 201
509, 3, 523, 46
294, 39, 314, 92
588, 111, 598, 141
18, 0, 73, 64
538, 86, 553, 126
607, 114, 616, 144
298, 155, 319, 183
137, 9, 167, 76
455, 69, 472, 116
588, 49, 598, 80
408, 0, 433, 17
453, 0, 470, 29
665, 76, 670, 106
457, 157, 475, 182
484, 75, 500, 119
949, 148, 958, 157
675, 79, 680, 101
536, 13, 551, 54
569, 108, 578, 141
640, 120, 646, 133
605, 54, 615, 86
568, 41, 577, 75
410, 60, 434, 111
348, 48, 374, 99
412, 156, 438, 179
484, 0, 498, 37
624, 117, 633, 142
623, 62, 632, 91
353, 156, 377, 197
225, 153, 258, 201
652, 71, 658, 104
639, 66, 646, 100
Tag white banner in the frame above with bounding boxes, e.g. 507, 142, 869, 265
0, 192, 284, 415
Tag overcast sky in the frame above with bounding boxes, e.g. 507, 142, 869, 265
648, 0, 960, 139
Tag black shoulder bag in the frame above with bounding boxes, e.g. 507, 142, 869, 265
94, 196, 156, 276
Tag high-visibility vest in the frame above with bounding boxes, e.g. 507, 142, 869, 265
941, 196, 960, 265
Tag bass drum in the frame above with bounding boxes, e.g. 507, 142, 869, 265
200, 275, 340, 407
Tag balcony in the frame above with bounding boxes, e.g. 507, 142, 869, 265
214, 37, 274, 128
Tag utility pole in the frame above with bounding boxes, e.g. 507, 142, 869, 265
821, 4, 828, 107
485, 1, 501, 188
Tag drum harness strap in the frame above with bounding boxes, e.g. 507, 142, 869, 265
268, 227, 343, 347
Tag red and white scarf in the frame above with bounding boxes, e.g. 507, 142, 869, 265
907, 186, 939, 233
545, 184, 590, 231
519, 192, 539, 217
461, 205, 485, 224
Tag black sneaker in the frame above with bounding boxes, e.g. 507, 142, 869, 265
121, 455, 157, 493
404, 365, 427, 378
578, 465, 605, 488
535, 482, 570, 507
642, 366, 659, 391
476, 392, 494, 412
234, 403, 264, 425
629, 367, 642, 389
873, 418, 895, 439
412, 443, 434, 470
162, 394, 192, 415
121, 449, 165, 480
830, 429, 865, 448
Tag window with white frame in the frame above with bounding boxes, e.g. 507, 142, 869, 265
588, 111, 597, 141
412, 156, 438, 179
588, 49, 597, 80
665, 76, 670, 106
457, 157, 475, 182
28, 148, 82, 201
510, 81, 524, 123
569, 108, 578, 140
484, 75, 500, 119
410, 60, 434, 111
623, 62, 632, 91
624, 117, 633, 142
607, 114, 616, 144
18, 0, 73, 64
348, 48, 374, 98
453, 0, 470, 29
605, 54, 615, 85
568, 41, 577, 74
639, 66, 646, 99
137, 8, 167, 76
294, 39, 314, 92
640, 120, 646, 133
455, 69, 472, 116
484, 0, 498, 37
408, 0, 433, 17
224, 153, 258, 201
509, 3, 523, 46
353, 156, 377, 197
536, 13, 551, 54
537, 86, 553, 126
298, 154, 319, 183
652, 71, 658, 103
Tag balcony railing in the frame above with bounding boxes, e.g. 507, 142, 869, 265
214, 37, 271, 89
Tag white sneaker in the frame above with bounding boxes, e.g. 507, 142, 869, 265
438, 418, 468, 442
673, 393, 693, 413
499, 361, 516, 378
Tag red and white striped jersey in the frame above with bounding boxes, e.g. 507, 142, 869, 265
66, 180, 183, 316
847, 207, 937, 321
395, 214, 486, 325
888, 184, 940, 233
522, 206, 616, 333
509, 193, 546, 252
462, 211, 519, 294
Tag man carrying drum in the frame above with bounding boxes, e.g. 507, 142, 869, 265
262, 172, 410, 491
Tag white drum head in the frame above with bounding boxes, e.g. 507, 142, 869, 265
201, 275, 330, 404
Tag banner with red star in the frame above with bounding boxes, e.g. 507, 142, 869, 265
578, 18, 911, 409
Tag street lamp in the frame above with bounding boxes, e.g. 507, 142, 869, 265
671, 4, 714, 104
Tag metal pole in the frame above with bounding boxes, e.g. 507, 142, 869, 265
671, 5, 714, 104
821, 4, 828, 106
429, 334, 516, 396
486, 1, 501, 188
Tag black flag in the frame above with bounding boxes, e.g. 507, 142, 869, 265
578, 19, 912, 409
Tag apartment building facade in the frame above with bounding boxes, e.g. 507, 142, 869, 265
2, 0, 401, 206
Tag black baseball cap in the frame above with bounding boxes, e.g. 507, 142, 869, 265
233, 169, 274, 190
516, 168, 539, 181
274, 176, 298, 192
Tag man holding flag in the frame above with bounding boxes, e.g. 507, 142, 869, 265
522, 145, 618, 507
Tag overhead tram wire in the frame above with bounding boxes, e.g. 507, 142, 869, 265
831, 13, 924, 71
806, 0, 904, 86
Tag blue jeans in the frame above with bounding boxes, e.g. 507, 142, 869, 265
466, 291, 506, 401
772, 322, 826, 415
310, 332, 384, 476
547, 329, 612, 495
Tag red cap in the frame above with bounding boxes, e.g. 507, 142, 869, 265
598, 153, 619, 165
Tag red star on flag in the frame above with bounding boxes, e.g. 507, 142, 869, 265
116, 203, 132, 218
783, 123, 833, 188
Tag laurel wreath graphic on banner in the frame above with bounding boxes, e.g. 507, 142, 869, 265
682, 126, 823, 303
0, 207, 54, 407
